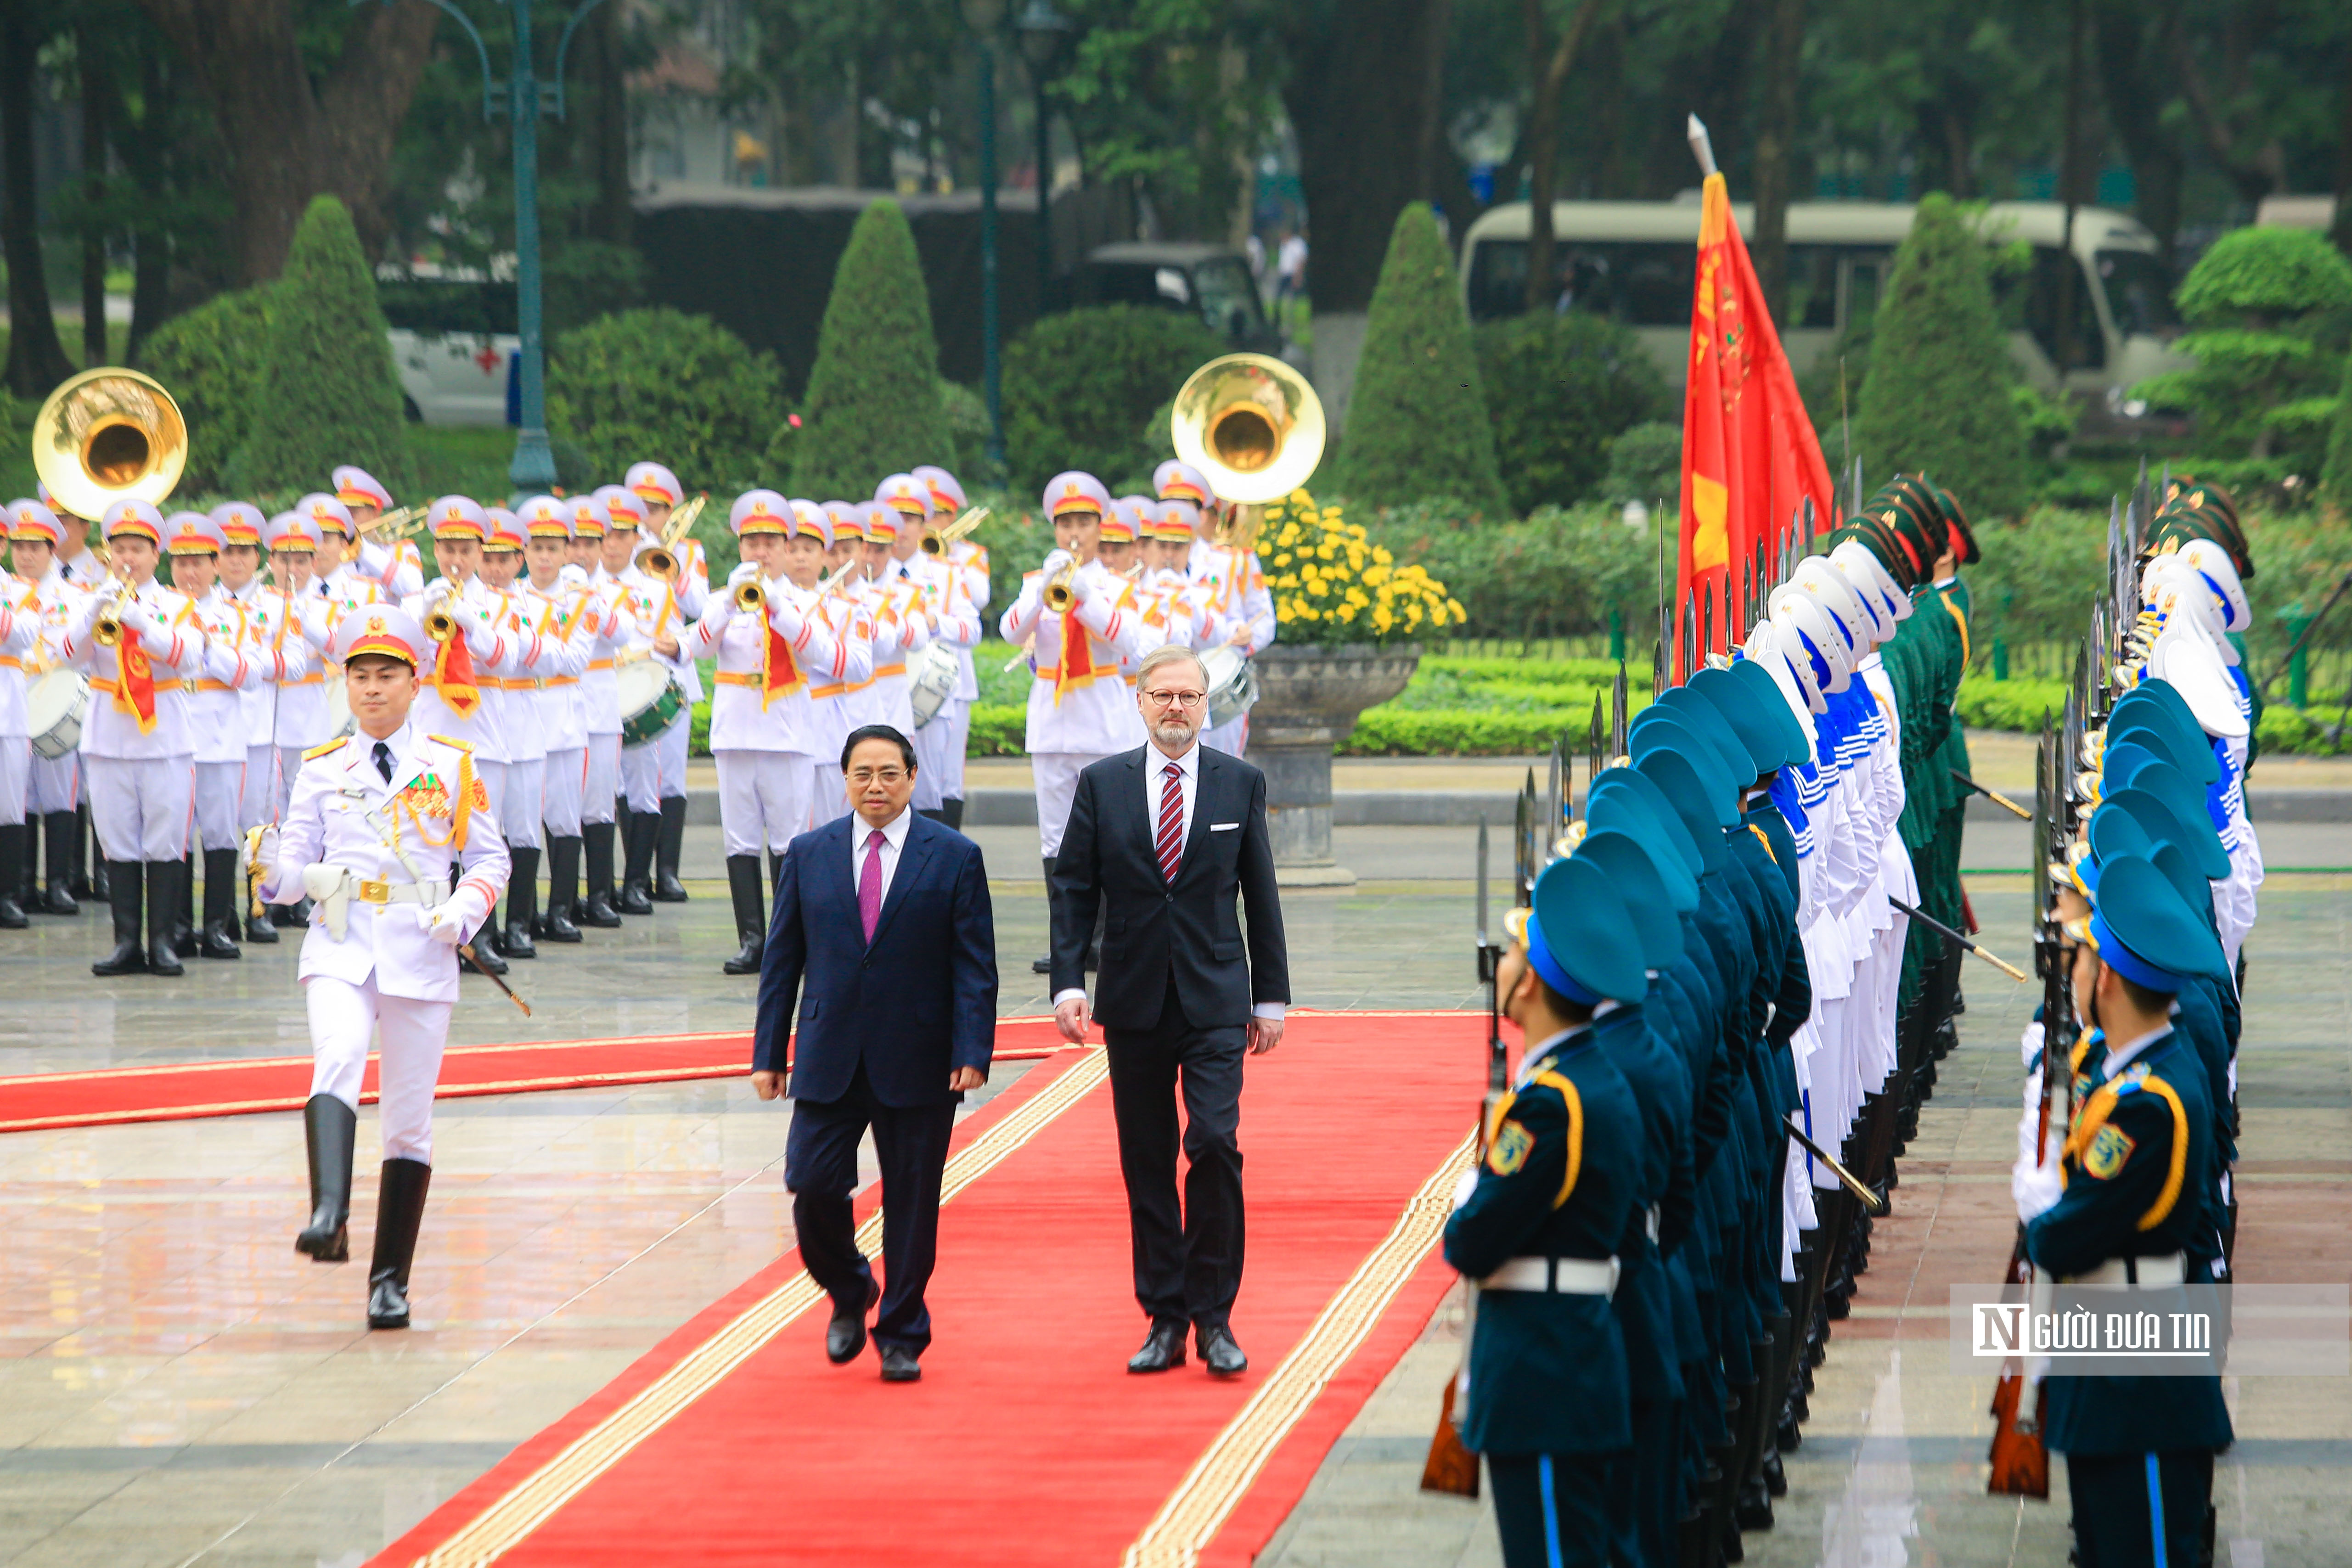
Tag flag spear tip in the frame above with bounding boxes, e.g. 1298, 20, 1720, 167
1687, 115, 1718, 178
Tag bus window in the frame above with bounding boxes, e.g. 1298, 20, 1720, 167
1191, 257, 1267, 340
1785, 245, 1838, 330
1993, 247, 2106, 370
1841, 253, 1888, 336
377, 279, 519, 338
2096, 250, 2181, 338
1466, 240, 1530, 320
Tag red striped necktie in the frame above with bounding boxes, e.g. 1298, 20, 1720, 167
1155, 760, 1185, 883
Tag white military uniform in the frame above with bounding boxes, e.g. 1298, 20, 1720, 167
882, 552, 979, 810
0, 568, 33, 833
912, 465, 986, 813
1191, 535, 1273, 756
14, 544, 87, 821
64, 556, 200, 864
1001, 552, 1154, 859
186, 579, 268, 854
614, 557, 698, 813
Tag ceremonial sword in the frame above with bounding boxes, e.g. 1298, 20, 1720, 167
1783, 1116, 1887, 1214
1888, 894, 2030, 982
1949, 767, 2032, 820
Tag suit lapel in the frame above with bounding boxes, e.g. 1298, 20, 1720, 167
1175, 747, 1219, 882
1126, 747, 1160, 867
867, 816, 935, 947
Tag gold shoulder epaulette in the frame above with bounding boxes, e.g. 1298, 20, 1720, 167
427, 733, 476, 753
303, 737, 348, 760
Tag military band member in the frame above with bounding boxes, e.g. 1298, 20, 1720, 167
333, 465, 425, 596
0, 523, 33, 928
801, 502, 872, 830
164, 512, 264, 960
858, 487, 935, 739
872, 480, 979, 826
43, 484, 108, 590
477, 508, 546, 957
913, 465, 985, 829
689, 491, 855, 975
60, 500, 202, 977
6, 500, 82, 918
252, 605, 510, 1329
1002, 472, 1157, 973
624, 463, 705, 898
515, 498, 593, 940
251, 511, 330, 929
213, 504, 277, 916
615, 519, 698, 906
1156, 461, 1270, 756
568, 494, 632, 926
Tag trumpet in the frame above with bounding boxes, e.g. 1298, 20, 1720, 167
641, 494, 709, 579
733, 574, 766, 614
918, 505, 990, 557
1042, 559, 1079, 613
92, 565, 133, 647
360, 504, 427, 543
426, 607, 462, 644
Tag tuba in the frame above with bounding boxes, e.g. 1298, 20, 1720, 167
1169, 353, 1326, 548
31, 367, 187, 522
641, 494, 709, 579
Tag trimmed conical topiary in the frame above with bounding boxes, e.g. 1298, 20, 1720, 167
1852, 192, 2029, 517
1333, 202, 1509, 516
778, 199, 958, 495
229, 196, 412, 495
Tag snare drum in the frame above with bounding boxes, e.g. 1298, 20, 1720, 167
908, 643, 961, 730
1199, 644, 1258, 730
619, 659, 687, 748
324, 672, 355, 740
28, 669, 90, 760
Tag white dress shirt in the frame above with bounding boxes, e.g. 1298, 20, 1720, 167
851, 804, 915, 908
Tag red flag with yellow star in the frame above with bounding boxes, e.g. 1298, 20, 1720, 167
1676, 171, 1834, 677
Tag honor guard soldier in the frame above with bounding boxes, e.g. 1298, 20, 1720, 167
333, 465, 425, 596
5, 500, 80, 919
873, 477, 981, 826
251, 605, 510, 1330
63, 500, 203, 978
567, 493, 633, 926
1001, 471, 1157, 972
43, 483, 109, 590
1444, 854, 1645, 1568
913, 465, 986, 828
0, 519, 33, 927
627, 461, 710, 600
689, 491, 855, 975
585, 494, 665, 913
514, 497, 594, 941
477, 508, 546, 957
165, 511, 265, 960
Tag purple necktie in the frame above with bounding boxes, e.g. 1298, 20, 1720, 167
860, 829, 886, 943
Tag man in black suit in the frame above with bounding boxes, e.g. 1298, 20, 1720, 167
754, 724, 998, 1383
1051, 644, 1289, 1378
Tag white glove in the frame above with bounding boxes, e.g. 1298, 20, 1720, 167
1064, 568, 1093, 606
115, 597, 151, 633
2014, 1124, 2067, 1221
422, 901, 468, 947
768, 599, 805, 641
1041, 549, 1074, 580
728, 560, 762, 587
423, 577, 454, 607
2018, 1019, 2045, 1069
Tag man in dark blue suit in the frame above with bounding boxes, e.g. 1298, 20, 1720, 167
753, 724, 998, 1383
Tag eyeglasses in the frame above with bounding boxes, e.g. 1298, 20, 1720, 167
846, 766, 908, 786
1143, 689, 1205, 709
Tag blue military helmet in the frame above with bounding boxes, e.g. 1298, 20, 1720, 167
1588, 773, 1706, 898
2107, 755, 2219, 865
1628, 714, 1740, 828
2075, 802, 2159, 895
2123, 673, 2210, 747
2098, 740, 2168, 796
2104, 784, 2229, 880
1685, 666, 1786, 779
2084, 854, 2228, 989
1570, 829, 1683, 968
1525, 855, 1653, 1005
2107, 703, 2221, 787
1633, 744, 1734, 859
2147, 839, 2217, 925
1722, 656, 1812, 770
1658, 686, 1759, 787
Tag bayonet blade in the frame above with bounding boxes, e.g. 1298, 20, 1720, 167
1612, 660, 1629, 759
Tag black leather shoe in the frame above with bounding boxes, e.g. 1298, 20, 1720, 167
1199, 1325, 1248, 1377
242, 911, 279, 943
1128, 1321, 1187, 1373
827, 1280, 879, 1365
1030, 955, 1053, 974
465, 944, 508, 978
879, 1345, 921, 1382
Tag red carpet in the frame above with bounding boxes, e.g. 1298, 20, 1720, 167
372, 1011, 1481, 1568
0, 1020, 1068, 1135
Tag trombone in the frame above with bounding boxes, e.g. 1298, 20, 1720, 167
642, 494, 709, 579
918, 505, 990, 557
360, 504, 428, 543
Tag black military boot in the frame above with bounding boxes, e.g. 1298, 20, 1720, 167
295, 1095, 356, 1261
366, 1158, 433, 1329
465, 934, 508, 977
165, 849, 198, 957
76, 803, 102, 900
502, 846, 539, 958
580, 822, 622, 926
1031, 856, 1057, 973
144, 859, 186, 976
540, 835, 583, 941
0, 824, 25, 928
91, 860, 146, 975
940, 797, 964, 831
39, 811, 78, 914
619, 809, 656, 914
198, 847, 242, 958
722, 854, 766, 975
652, 795, 688, 901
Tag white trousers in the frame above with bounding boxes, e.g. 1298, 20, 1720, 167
86, 753, 193, 862
0, 737, 26, 826
240, 743, 275, 829
273, 743, 307, 820
810, 757, 855, 826
1201, 711, 1250, 757
1033, 751, 1113, 859
500, 755, 545, 849
192, 759, 244, 851
583, 733, 619, 826
620, 711, 692, 813
28, 751, 78, 815
541, 747, 586, 837
306, 972, 453, 1165
715, 748, 813, 857
912, 699, 966, 809
657, 711, 691, 797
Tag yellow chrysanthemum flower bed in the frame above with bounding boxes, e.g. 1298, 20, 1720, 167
1260, 489, 1465, 648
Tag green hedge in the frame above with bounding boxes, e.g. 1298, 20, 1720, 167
548, 307, 782, 492
1000, 305, 1223, 497
137, 284, 277, 494
1475, 312, 1665, 512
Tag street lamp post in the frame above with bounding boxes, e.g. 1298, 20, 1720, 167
1015, 0, 1071, 318
963, 0, 1007, 468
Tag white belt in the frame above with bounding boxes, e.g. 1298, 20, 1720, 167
1482, 1255, 1620, 1297
2063, 1252, 2186, 1287
299, 865, 448, 941
1645, 1204, 1661, 1244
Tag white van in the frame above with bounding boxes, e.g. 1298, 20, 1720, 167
377, 270, 519, 427
1458, 200, 2190, 420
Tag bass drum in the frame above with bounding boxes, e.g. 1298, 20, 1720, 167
619, 658, 687, 748
1199, 643, 1258, 731
908, 642, 960, 730
28, 669, 90, 760
324, 670, 354, 740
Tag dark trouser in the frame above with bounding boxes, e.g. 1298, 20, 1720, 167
1103, 976, 1246, 1331
1489, 1450, 1615, 1568
784, 1061, 956, 1355
2066, 1448, 2214, 1568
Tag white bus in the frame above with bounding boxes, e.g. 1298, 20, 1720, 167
1458, 200, 2190, 419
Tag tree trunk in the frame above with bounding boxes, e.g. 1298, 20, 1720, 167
1750, 0, 1804, 323
2333, 38, 2352, 259
132, 0, 441, 282
2093, 0, 2187, 265
1520, 0, 1605, 314
125, 48, 171, 361
587, 0, 632, 247
1, 0, 77, 397
80, 22, 110, 368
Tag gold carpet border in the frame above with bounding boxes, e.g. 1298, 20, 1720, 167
1123, 1129, 1475, 1568
413, 1048, 1109, 1568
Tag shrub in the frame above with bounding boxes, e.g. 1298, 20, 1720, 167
548, 307, 782, 491
999, 305, 1222, 496
1853, 193, 2030, 517
2137, 226, 2352, 462
1598, 421, 1684, 507
780, 200, 959, 497
1334, 204, 1510, 516
543, 239, 649, 338
2324, 349, 2352, 506
229, 197, 412, 495
939, 380, 996, 485
968, 703, 1027, 756
137, 284, 276, 494
1475, 311, 1665, 511
1385, 500, 1663, 646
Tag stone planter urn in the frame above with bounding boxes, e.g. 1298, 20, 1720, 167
1243, 642, 1421, 887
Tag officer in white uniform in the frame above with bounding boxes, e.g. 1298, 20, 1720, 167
477, 507, 546, 957
568, 494, 633, 926
62, 500, 203, 978
252, 605, 510, 1330
513, 498, 594, 941
999, 471, 1157, 972
802, 502, 871, 829
686, 490, 856, 975
6, 502, 89, 916
165, 511, 267, 960
1158, 461, 1273, 756
614, 521, 699, 907
213, 504, 278, 902
332, 465, 426, 596
913, 465, 985, 827
874, 478, 981, 826
855, 493, 934, 740
624, 464, 706, 899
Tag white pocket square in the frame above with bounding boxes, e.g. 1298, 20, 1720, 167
1210, 821, 1240, 831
